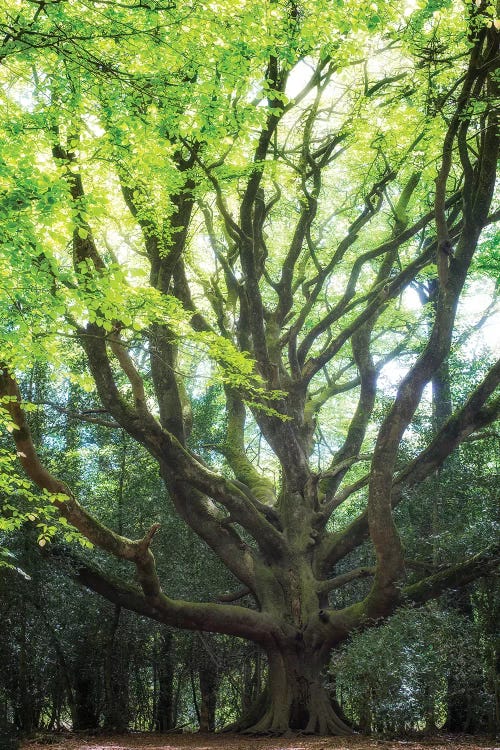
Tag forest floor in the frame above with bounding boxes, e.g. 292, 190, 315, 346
20, 733, 499, 750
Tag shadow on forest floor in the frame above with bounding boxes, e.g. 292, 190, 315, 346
20, 733, 499, 750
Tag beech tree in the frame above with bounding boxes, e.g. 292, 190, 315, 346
0, 0, 499, 735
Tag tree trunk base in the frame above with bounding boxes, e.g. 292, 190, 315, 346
238, 651, 353, 736
242, 699, 352, 736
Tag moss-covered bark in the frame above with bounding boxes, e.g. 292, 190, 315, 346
244, 648, 351, 735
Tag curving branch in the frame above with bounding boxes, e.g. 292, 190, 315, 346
50, 136, 289, 562
0, 364, 163, 600
49, 547, 275, 644
317, 566, 374, 594
318, 543, 499, 650
404, 544, 500, 605
0, 365, 282, 639
39, 401, 120, 429
316, 357, 500, 575
363, 34, 499, 614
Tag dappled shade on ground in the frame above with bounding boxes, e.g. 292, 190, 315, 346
20, 734, 499, 750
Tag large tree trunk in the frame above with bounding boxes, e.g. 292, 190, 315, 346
243, 647, 352, 735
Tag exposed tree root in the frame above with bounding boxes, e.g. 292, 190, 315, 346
241, 691, 353, 736
303, 687, 353, 735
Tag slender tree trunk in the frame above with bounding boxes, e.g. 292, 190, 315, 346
197, 636, 219, 733
424, 684, 437, 734
358, 692, 372, 735
492, 642, 500, 735
17, 618, 35, 733
46, 686, 61, 732
190, 667, 200, 727
103, 434, 130, 731
242, 659, 252, 714
242, 649, 262, 714
198, 667, 218, 733
172, 669, 184, 728
103, 605, 130, 731
154, 629, 175, 731
72, 651, 99, 731
34, 604, 77, 728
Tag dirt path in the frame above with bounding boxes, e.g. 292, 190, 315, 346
20, 733, 499, 750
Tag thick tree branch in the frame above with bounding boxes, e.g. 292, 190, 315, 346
52, 140, 288, 560
395, 366, 500, 491
434, 31, 487, 287
316, 358, 500, 574
0, 365, 163, 600
317, 544, 499, 651
404, 544, 500, 605
222, 389, 277, 508
365, 59, 498, 611
49, 547, 275, 644
1, 366, 270, 612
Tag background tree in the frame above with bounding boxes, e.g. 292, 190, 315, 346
0, 0, 499, 735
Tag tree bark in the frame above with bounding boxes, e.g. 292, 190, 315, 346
243, 647, 352, 735
72, 658, 99, 732
198, 667, 218, 733
103, 606, 130, 732
154, 629, 175, 732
